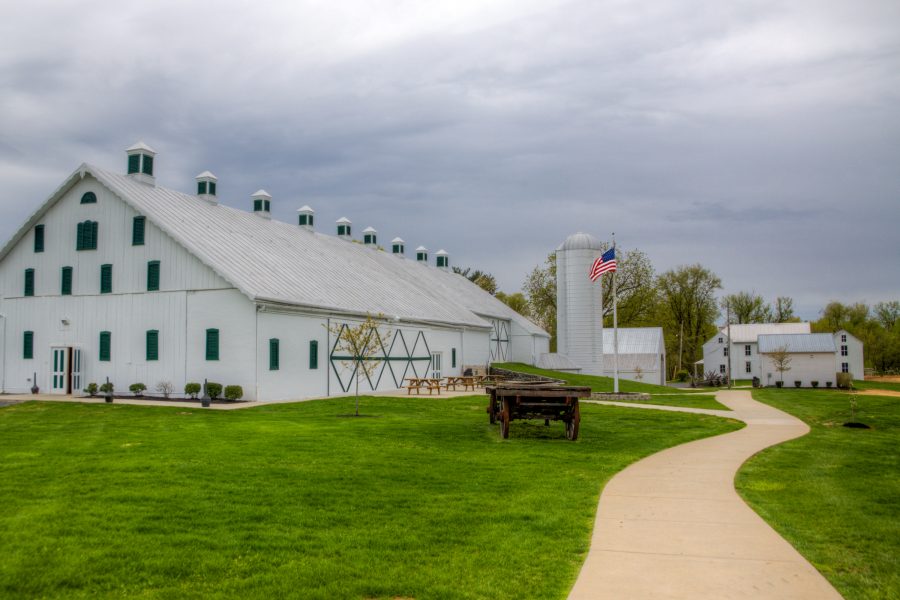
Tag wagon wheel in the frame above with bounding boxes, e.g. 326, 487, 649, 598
500, 398, 511, 439
565, 400, 580, 441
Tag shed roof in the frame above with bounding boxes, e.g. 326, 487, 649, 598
719, 322, 811, 343
602, 327, 663, 355
758, 333, 836, 354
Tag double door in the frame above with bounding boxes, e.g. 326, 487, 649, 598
50, 347, 82, 394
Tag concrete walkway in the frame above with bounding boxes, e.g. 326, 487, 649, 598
569, 390, 843, 600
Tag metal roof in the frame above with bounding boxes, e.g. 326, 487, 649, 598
557, 231, 603, 251
719, 322, 810, 343
758, 334, 836, 354
602, 327, 663, 355
537, 353, 581, 370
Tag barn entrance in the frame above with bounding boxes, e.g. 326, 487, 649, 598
50, 347, 82, 394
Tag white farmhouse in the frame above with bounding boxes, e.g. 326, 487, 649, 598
702, 323, 811, 379
758, 333, 839, 388
834, 329, 864, 379
0, 144, 549, 400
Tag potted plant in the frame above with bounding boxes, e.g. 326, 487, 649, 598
811, 381, 819, 388
203, 382, 222, 408
224, 385, 243, 402
826, 381, 833, 388
794, 380, 802, 388
129, 383, 147, 397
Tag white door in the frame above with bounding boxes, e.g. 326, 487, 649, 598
51, 347, 68, 394
72, 348, 82, 393
431, 352, 442, 379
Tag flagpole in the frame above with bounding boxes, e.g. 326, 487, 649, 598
613, 233, 619, 394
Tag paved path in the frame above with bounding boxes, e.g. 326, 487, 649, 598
569, 390, 843, 600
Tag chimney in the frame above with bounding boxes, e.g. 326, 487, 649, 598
251, 190, 272, 219
297, 205, 315, 230
196, 171, 218, 204
336, 217, 352, 239
435, 249, 449, 270
363, 227, 377, 246
391, 237, 405, 256
415, 246, 428, 264
125, 141, 156, 185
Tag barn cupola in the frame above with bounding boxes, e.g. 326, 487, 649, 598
435, 249, 449, 270
125, 141, 156, 185
196, 171, 218, 204
415, 246, 428, 264
391, 237, 405, 256
336, 217, 352, 239
251, 190, 272, 219
297, 205, 315, 230
363, 227, 377, 246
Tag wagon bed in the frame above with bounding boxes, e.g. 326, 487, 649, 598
486, 383, 591, 440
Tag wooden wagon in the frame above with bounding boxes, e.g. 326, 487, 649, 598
486, 383, 591, 440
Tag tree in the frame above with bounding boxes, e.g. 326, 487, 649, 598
495, 291, 530, 317
873, 301, 900, 330
767, 346, 792, 385
722, 291, 772, 324
656, 264, 722, 374
326, 314, 392, 416
452, 266, 498, 295
813, 301, 870, 333
773, 296, 797, 322
523, 253, 558, 350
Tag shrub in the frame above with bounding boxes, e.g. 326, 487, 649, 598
675, 370, 690, 382
224, 385, 244, 401
84, 382, 99, 397
100, 382, 114, 394
836, 372, 853, 390
775, 381, 783, 388
811, 381, 819, 388
826, 381, 833, 388
206, 382, 223, 400
129, 383, 147, 396
184, 382, 201, 399
156, 381, 174, 398
794, 380, 802, 388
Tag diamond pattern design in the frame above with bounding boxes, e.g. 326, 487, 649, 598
330, 326, 432, 393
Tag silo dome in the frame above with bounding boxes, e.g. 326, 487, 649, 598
557, 232, 603, 252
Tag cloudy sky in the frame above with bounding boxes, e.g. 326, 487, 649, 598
2, 0, 898, 320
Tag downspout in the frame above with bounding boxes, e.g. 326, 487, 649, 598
255, 304, 261, 402
0, 314, 6, 393
183, 293, 188, 397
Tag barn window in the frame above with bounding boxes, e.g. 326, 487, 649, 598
76, 220, 98, 250
23, 331, 34, 359
744, 345, 751, 356
718, 337, 723, 343
198, 180, 208, 195
841, 345, 848, 356
745, 361, 751, 373
841, 362, 849, 373
132, 216, 145, 246
141, 155, 153, 175
841, 334, 847, 343
147, 260, 160, 291
128, 154, 141, 174
206, 329, 219, 361
723, 347, 729, 357
99, 331, 111, 362
146, 330, 159, 361
61, 266, 73, 295
24, 269, 34, 297
100, 264, 112, 294
719, 364, 726, 374
269, 338, 280, 371
80, 192, 97, 204
34, 225, 44, 253
309, 340, 318, 369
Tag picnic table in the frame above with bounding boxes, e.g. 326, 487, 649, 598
443, 376, 476, 391
486, 382, 590, 440
404, 377, 442, 395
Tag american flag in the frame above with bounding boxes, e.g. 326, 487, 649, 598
589, 247, 617, 281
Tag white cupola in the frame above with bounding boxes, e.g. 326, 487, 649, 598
391, 237, 405, 256
196, 171, 218, 204
363, 227, 377, 246
251, 190, 272, 219
297, 205, 315, 230
415, 246, 428, 263
336, 217, 352, 239
125, 141, 156, 185
435, 249, 449, 270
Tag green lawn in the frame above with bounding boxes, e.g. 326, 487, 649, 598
736, 389, 900, 599
493, 362, 696, 394
602, 393, 730, 411
854, 379, 900, 392
0, 397, 741, 599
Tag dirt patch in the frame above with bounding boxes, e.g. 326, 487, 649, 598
856, 389, 900, 398
866, 375, 900, 383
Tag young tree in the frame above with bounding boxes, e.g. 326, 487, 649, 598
495, 291, 531, 317
767, 346, 792, 385
523, 252, 558, 350
773, 296, 797, 322
722, 291, 773, 324
656, 264, 722, 370
326, 314, 392, 416
452, 266, 498, 295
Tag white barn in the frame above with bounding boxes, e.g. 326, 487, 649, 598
834, 329, 864, 379
0, 144, 549, 400
601, 328, 666, 386
758, 333, 839, 387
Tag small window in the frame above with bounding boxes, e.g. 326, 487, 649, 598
141, 155, 153, 176
23, 331, 34, 359
309, 340, 318, 369
452, 348, 457, 368
264, 200, 271, 212
745, 361, 751, 373
146, 330, 159, 361
100, 264, 112, 294
99, 331, 111, 362
61, 266, 73, 295
719, 364, 726, 374
298, 214, 311, 226
718, 337, 723, 343
147, 260, 160, 291
132, 216, 145, 246
392, 244, 403, 254
337, 224, 349, 236
209, 181, 216, 195
269, 338, 280, 370
841, 345, 848, 356
744, 345, 751, 356
254, 199, 263, 212
364, 234, 375, 244
198, 180, 208, 195
841, 334, 847, 343
76, 220, 98, 251
128, 154, 141, 174
206, 329, 219, 361
34, 225, 44, 253
723, 347, 729, 357
24, 268, 35, 297
841, 362, 849, 373
80, 192, 97, 204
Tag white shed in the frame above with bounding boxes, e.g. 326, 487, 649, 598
758, 333, 838, 388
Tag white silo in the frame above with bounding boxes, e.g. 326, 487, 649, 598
556, 232, 604, 375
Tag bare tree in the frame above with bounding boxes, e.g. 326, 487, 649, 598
326, 314, 392, 416
767, 346, 792, 385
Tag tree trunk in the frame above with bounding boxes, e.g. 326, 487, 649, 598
355, 365, 360, 416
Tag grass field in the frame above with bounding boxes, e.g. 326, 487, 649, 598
0, 397, 741, 599
492, 362, 696, 394
736, 388, 900, 599
855, 379, 900, 392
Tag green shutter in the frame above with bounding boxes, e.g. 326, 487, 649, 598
100, 264, 112, 294
146, 330, 159, 361
24, 269, 34, 297
269, 338, 280, 370
452, 348, 457, 368
61, 267, 73, 295
141, 154, 153, 175
23, 331, 34, 359
147, 260, 160, 291
254, 199, 262, 212
34, 225, 44, 253
309, 340, 318, 369
198, 181, 207, 195
206, 329, 219, 360
299, 214, 307, 226
99, 331, 111, 362
128, 154, 140, 174
76, 222, 83, 250
265, 200, 271, 212
91, 221, 98, 249
133, 216, 145, 245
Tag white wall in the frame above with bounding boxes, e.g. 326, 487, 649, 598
509, 320, 547, 365
761, 352, 836, 387
556, 247, 603, 375
834, 330, 864, 379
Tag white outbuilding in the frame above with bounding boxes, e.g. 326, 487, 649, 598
758, 333, 839, 388
0, 144, 549, 400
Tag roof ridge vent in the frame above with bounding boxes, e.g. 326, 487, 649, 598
125, 141, 156, 185
196, 171, 218, 204
252, 189, 272, 219
435, 249, 449, 270
336, 217, 352, 239
391, 237, 405, 256
415, 246, 428, 264
363, 226, 377, 246
297, 205, 314, 231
